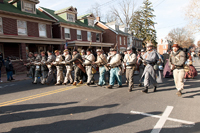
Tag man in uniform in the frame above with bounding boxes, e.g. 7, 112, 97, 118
93, 49, 108, 86
52, 50, 64, 85
107, 48, 122, 89
25, 52, 35, 82
169, 44, 186, 96
81, 49, 88, 82
40, 51, 48, 85
68, 49, 85, 86
123, 47, 137, 92
83, 48, 95, 86
33, 52, 42, 84
140, 43, 159, 93
62, 49, 73, 85
46, 50, 56, 85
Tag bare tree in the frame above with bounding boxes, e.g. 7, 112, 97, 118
185, 0, 200, 33
167, 27, 195, 48
105, 12, 118, 23
110, 0, 136, 27
87, 2, 103, 18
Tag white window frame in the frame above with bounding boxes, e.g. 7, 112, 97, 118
0, 17, 3, 34
39, 23, 47, 37
17, 20, 27, 35
124, 37, 126, 45
88, 19, 94, 27
96, 33, 100, 42
67, 13, 75, 22
64, 28, 70, 39
87, 31, 91, 41
22, 1, 36, 14
119, 36, 122, 45
77, 30, 82, 40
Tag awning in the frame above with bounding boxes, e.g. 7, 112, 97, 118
0, 34, 65, 44
67, 41, 114, 47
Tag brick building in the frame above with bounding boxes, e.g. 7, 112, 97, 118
95, 18, 129, 53
0, 0, 65, 74
39, 6, 113, 54
157, 39, 172, 55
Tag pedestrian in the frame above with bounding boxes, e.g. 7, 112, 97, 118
25, 52, 35, 82
107, 48, 122, 89
46, 50, 56, 85
169, 44, 186, 96
32, 52, 42, 84
138, 49, 145, 87
123, 47, 137, 92
5, 57, 14, 81
40, 51, 48, 85
62, 49, 73, 85
81, 49, 88, 82
83, 48, 95, 86
93, 49, 108, 86
68, 49, 85, 86
0, 51, 4, 82
140, 42, 159, 93
52, 50, 64, 85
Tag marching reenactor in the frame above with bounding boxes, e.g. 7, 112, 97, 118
83, 48, 95, 86
123, 47, 137, 92
140, 42, 159, 93
93, 49, 108, 86
68, 49, 85, 86
25, 52, 35, 82
52, 50, 64, 85
81, 49, 88, 82
62, 49, 73, 85
107, 48, 122, 89
169, 44, 186, 96
33, 52, 42, 84
138, 49, 145, 87
46, 50, 56, 85
40, 51, 48, 85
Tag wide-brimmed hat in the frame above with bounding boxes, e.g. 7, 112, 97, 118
86, 48, 92, 52
29, 52, 33, 55
54, 50, 60, 53
96, 49, 102, 52
172, 44, 179, 48
110, 48, 117, 51
81, 49, 85, 53
63, 49, 69, 52
146, 42, 154, 47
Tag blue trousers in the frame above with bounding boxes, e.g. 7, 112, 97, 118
98, 66, 106, 85
7, 71, 13, 80
109, 67, 122, 86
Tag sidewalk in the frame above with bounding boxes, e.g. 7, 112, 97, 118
0, 73, 31, 84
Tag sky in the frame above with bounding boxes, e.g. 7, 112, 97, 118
36, 0, 200, 45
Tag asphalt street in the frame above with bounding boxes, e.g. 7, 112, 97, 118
0, 60, 200, 133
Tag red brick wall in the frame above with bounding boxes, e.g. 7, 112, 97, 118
92, 32, 96, 42
1, 61, 27, 74
20, 43, 27, 60
70, 28, 76, 41
46, 24, 52, 38
2, 17, 17, 35
4, 43, 19, 58
62, 27, 65, 39
27, 21, 39, 37
52, 25, 61, 38
82, 31, 87, 41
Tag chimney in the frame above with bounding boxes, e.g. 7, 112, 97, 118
96, 17, 100, 21
0, 0, 3, 3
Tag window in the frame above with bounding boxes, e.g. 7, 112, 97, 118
88, 19, 94, 26
87, 31, 91, 41
96, 33, 100, 42
39, 23, 46, 37
17, 20, 27, 35
22, 1, 36, 14
67, 13, 75, 22
124, 37, 126, 45
77, 30, 82, 40
0, 17, 3, 34
119, 37, 121, 45
163, 45, 166, 49
64, 28, 70, 39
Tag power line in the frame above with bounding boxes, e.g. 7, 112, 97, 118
154, 0, 166, 8
156, 22, 187, 29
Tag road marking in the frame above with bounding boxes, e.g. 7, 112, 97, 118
151, 106, 173, 133
0, 84, 86, 107
130, 106, 195, 133
0, 84, 15, 89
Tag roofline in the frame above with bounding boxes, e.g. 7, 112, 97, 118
38, 7, 59, 21
96, 21, 118, 34
0, 10, 55, 22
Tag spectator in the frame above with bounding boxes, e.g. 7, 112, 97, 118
0, 51, 4, 82
5, 57, 15, 81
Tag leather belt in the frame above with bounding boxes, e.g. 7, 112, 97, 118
85, 64, 91, 66
111, 65, 120, 68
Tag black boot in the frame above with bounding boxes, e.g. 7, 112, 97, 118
154, 86, 157, 92
142, 87, 148, 93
